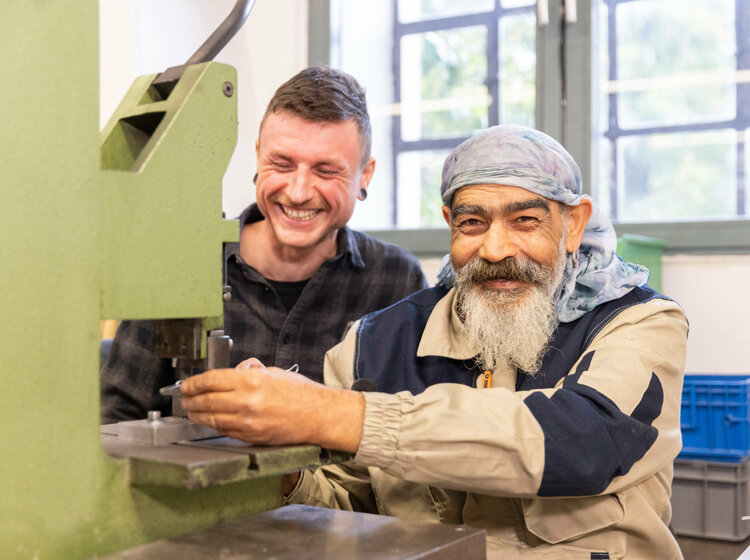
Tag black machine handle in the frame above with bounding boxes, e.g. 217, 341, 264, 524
186, 0, 256, 65
152, 0, 256, 95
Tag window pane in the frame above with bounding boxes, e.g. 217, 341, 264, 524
593, 0, 747, 224
616, 131, 737, 222
499, 13, 535, 127
397, 150, 451, 228
615, 0, 736, 128
399, 0, 493, 23
401, 27, 490, 141
334, 1, 538, 229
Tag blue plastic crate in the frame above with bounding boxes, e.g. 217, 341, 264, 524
679, 375, 750, 462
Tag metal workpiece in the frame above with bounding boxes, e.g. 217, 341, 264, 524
161, 379, 189, 417
99, 504, 488, 559
158, 382, 183, 397
114, 416, 222, 447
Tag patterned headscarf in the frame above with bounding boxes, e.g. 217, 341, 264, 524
438, 124, 649, 323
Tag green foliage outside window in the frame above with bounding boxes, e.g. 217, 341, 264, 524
616, 0, 735, 128
414, 27, 489, 138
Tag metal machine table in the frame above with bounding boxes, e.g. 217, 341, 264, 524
100, 504, 487, 559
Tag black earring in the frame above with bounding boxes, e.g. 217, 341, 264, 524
253, 173, 258, 185
359, 188, 368, 201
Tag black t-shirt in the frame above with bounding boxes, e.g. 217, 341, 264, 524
267, 279, 310, 314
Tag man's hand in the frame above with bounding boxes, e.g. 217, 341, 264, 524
180, 359, 365, 452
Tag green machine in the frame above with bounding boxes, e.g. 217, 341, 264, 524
0, 1, 336, 557
0, 2, 489, 557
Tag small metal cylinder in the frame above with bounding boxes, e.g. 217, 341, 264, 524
207, 330, 232, 369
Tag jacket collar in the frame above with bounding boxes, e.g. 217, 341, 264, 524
417, 287, 477, 360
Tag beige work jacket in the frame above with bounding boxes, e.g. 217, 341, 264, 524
286, 288, 689, 559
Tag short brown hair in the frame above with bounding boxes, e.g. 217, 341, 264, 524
260, 67, 372, 166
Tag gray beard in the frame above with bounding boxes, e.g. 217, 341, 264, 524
454, 242, 567, 376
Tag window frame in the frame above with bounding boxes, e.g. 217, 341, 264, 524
565, 0, 750, 254
391, 2, 535, 226
310, 0, 750, 257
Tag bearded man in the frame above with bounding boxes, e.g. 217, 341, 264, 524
181, 125, 689, 560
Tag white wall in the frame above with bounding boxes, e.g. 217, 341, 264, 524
99, 0, 308, 219
662, 255, 750, 375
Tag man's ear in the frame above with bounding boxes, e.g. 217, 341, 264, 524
359, 157, 376, 189
442, 205, 451, 226
564, 199, 593, 253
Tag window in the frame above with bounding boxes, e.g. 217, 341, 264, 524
318, 0, 750, 253
328, 0, 536, 230
595, 0, 748, 222
395, 1, 537, 227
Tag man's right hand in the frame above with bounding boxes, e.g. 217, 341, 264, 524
180, 359, 366, 452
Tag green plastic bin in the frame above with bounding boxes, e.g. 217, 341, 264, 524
616, 234, 666, 292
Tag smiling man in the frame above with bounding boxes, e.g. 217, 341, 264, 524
448, 184, 580, 377
181, 125, 689, 559
100, 67, 427, 422
242, 81, 376, 282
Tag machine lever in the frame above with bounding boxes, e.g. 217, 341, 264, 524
153, 0, 256, 96
187, 0, 257, 65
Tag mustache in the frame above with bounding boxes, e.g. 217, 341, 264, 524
456, 257, 551, 286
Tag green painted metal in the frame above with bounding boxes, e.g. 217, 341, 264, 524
100, 62, 238, 323
100, 435, 348, 491
0, 2, 311, 558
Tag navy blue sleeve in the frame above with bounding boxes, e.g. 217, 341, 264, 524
523, 351, 663, 497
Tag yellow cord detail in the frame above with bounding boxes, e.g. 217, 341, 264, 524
482, 371, 492, 388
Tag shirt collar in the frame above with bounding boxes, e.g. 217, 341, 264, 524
416, 287, 477, 360
335, 226, 365, 270
237, 203, 264, 226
